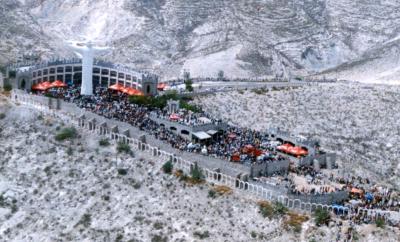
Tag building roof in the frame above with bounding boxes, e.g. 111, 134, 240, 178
192, 131, 211, 140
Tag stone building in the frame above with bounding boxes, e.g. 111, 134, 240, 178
7, 58, 158, 96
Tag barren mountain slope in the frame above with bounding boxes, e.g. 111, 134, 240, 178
1, 0, 400, 81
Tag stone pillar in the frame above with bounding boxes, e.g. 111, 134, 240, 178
313, 159, 320, 171
153, 147, 158, 156
139, 134, 146, 144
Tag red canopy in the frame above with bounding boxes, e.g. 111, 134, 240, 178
108, 83, 125, 92
169, 113, 180, 121
231, 152, 241, 162
287, 146, 308, 156
32, 81, 52, 91
157, 82, 168, 91
277, 143, 293, 153
123, 87, 144, 96
51, 80, 67, 88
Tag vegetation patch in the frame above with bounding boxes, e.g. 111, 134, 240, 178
116, 142, 131, 154
376, 217, 385, 228
3, 84, 12, 92
99, 138, 110, 146
210, 185, 233, 197
55, 127, 77, 141
313, 208, 331, 227
128, 90, 201, 112
0, 113, 5, 120
252, 88, 268, 95
283, 212, 309, 233
257, 201, 288, 219
193, 230, 210, 239
162, 160, 173, 174
117, 168, 128, 176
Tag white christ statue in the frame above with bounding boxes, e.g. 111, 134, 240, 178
68, 41, 109, 95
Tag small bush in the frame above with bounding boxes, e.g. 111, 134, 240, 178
99, 139, 110, 146
3, 84, 12, 92
193, 231, 210, 239
376, 218, 385, 228
162, 160, 173, 174
283, 212, 309, 233
80, 213, 91, 228
55, 127, 77, 141
117, 168, 128, 176
117, 142, 131, 154
313, 208, 331, 227
153, 221, 164, 230
250, 231, 257, 238
151, 235, 167, 242
133, 182, 141, 189
208, 190, 216, 198
258, 201, 288, 219
190, 163, 203, 182
273, 202, 288, 215
0, 113, 5, 120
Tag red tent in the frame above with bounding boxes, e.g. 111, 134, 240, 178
231, 152, 241, 162
51, 80, 67, 88
157, 82, 168, 91
124, 87, 144, 96
277, 143, 293, 153
108, 83, 125, 92
32, 81, 52, 91
242, 144, 255, 154
287, 146, 308, 156
41, 81, 53, 90
169, 113, 180, 121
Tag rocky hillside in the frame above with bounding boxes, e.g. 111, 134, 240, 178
1, 0, 400, 82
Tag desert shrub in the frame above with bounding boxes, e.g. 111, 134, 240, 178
193, 231, 210, 239
376, 217, 385, 228
0, 113, 5, 119
133, 182, 141, 189
252, 88, 267, 95
117, 168, 128, 176
258, 201, 274, 218
153, 221, 164, 230
283, 212, 309, 233
190, 163, 203, 182
99, 138, 110, 146
250, 231, 257, 238
208, 189, 216, 198
80, 213, 92, 228
3, 84, 12, 92
313, 208, 331, 226
151, 235, 167, 242
274, 202, 288, 215
117, 142, 131, 154
162, 160, 173, 174
115, 234, 123, 242
55, 127, 77, 141
258, 201, 288, 219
